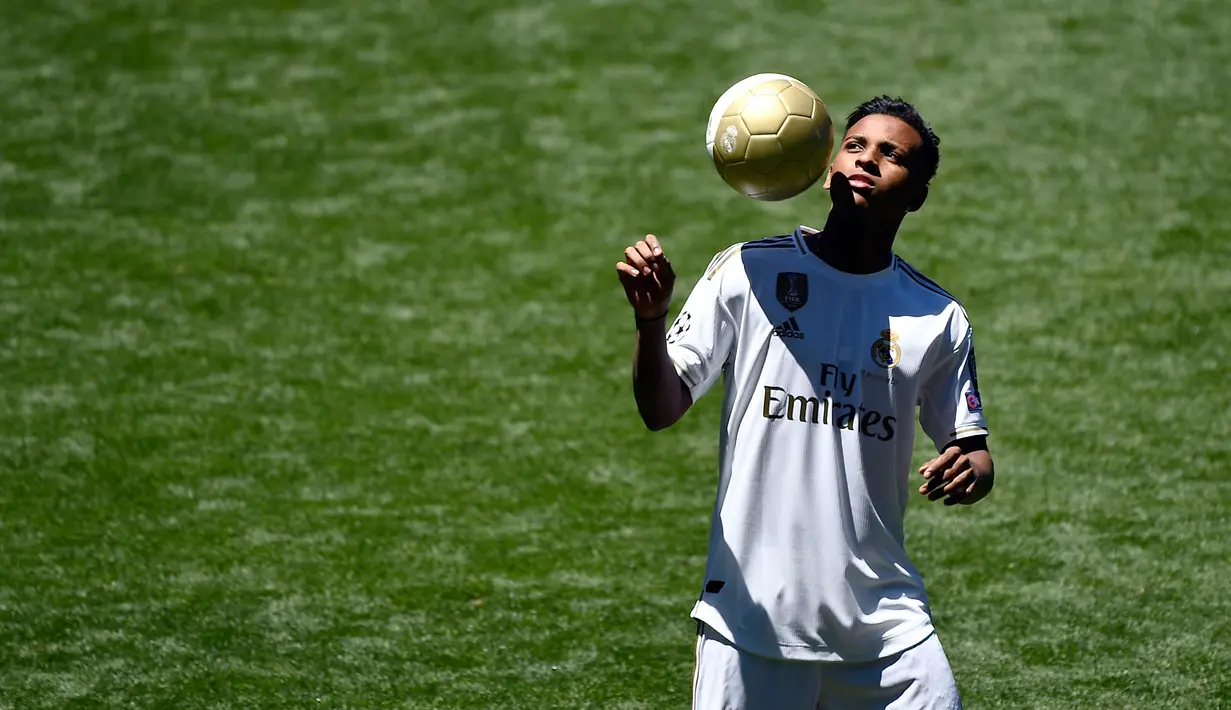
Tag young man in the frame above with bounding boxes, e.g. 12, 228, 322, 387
615, 96, 994, 709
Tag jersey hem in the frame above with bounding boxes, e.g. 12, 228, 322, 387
689, 601, 936, 664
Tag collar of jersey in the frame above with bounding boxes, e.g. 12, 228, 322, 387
794, 226, 898, 286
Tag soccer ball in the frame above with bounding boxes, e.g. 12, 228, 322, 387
705, 73, 835, 201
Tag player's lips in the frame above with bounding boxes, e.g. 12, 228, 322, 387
846, 173, 876, 189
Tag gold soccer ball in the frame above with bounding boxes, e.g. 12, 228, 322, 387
705, 73, 835, 201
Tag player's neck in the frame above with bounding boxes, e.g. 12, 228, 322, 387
813, 211, 900, 274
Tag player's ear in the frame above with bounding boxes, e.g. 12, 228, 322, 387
906, 183, 928, 212
822, 168, 831, 190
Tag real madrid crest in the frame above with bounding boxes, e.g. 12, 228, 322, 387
720, 125, 739, 155
870, 329, 901, 369
776, 272, 808, 312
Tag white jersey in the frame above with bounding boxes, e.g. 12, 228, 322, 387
667, 225, 989, 663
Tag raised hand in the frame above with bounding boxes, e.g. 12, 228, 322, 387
827, 171, 863, 226
616, 234, 676, 320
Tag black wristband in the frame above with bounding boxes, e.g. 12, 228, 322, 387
635, 311, 669, 324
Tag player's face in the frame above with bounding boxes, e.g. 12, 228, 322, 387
824, 114, 926, 213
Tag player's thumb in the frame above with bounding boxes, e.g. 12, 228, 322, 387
830, 172, 854, 209
617, 267, 640, 294
661, 257, 676, 283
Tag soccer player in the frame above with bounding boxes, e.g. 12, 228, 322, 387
615, 96, 994, 710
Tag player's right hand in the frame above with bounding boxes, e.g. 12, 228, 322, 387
827, 171, 863, 225
616, 234, 675, 321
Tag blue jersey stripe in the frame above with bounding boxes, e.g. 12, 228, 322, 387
897, 259, 960, 303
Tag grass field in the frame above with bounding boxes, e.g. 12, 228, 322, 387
2, 0, 1230, 707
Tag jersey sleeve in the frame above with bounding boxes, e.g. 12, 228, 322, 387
665, 246, 739, 402
919, 311, 989, 451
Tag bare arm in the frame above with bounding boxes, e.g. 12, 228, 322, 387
632, 314, 692, 431
618, 235, 692, 431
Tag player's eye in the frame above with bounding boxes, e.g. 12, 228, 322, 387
845, 141, 862, 151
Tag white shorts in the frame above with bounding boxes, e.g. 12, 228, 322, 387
692, 624, 962, 710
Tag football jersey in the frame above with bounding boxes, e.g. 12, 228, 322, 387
666, 225, 988, 663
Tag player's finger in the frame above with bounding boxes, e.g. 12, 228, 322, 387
925, 464, 965, 498
939, 457, 970, 482
921, 450, 953, 476
616, 262, 641, 280
920, 467, 949, 495
921, 449, 959, 479
923, 475, 949, 498
926, 465, 966, 497
625, 246, 649, 274
636, 240, 665, 274
943, 479, 979, 506
830, 172, 856, 212
929, 471, 967, 501
645, 234, 663, 256
941, 469, 972, 495
659, 251, 676, 280
955, 477, 983, 505
633, 242, 657, 274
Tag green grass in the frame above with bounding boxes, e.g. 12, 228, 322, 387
1, 0, 1229, 707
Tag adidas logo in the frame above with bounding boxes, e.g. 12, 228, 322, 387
772, 317, 805, 339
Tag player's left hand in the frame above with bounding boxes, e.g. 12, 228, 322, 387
918, 446, 993, 506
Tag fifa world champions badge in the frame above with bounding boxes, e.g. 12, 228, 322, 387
776, 272, 808, 312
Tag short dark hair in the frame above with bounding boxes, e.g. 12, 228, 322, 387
845, 96, 941, 186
